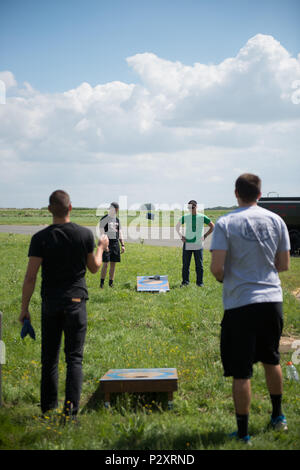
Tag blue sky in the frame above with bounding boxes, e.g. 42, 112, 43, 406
0, 0, 300, 208
1, 0, 300, 92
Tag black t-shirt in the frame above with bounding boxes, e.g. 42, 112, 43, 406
99, 215, 121, 245
28, 222, 95, 300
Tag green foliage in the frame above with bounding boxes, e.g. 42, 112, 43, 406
0, 233, 299, 450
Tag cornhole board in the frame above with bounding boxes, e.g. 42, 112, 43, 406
99, 368, 178, 409
137, 275, 170, 292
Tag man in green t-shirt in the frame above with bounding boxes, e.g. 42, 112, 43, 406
176, 200, 214, 287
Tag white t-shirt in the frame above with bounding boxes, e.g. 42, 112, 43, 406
210, 205, 290, 310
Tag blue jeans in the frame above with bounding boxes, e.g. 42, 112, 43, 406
182, 244, 203, 285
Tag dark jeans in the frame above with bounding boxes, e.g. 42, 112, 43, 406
182, 244, 203, 285
41, 298, 87, 415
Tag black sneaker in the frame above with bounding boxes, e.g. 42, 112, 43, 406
60, 413, 79, 426
270, 414, 288, 432
61, 402, 79, 426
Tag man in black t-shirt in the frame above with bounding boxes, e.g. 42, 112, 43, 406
19, 190, 109, 419
99, 202, 125, 288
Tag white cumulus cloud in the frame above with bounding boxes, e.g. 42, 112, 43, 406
0, 34, 299, 208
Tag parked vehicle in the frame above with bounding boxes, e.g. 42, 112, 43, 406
258, 197, 300, 255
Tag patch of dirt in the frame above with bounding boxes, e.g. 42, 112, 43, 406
278, 287, 300, 353
292, 288, 300, 300
279, 336, 298, 353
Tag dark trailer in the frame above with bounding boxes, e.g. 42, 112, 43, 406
258, 197, 300, 255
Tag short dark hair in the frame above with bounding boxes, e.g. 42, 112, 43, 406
235, 174, 261, 202
49, 190, 71, 217
188, 200, 197, 206
110, 202, 119, 210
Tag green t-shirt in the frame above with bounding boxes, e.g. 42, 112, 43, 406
180, 213, 211, 244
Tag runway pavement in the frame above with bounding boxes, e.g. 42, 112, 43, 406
0, 225, 212, 249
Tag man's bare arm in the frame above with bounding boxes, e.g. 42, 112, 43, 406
119, 229, 125, 253
275, 250, 290, 272
175, 221, 186, 242
87, 235, 109, 274
204, 221, 215, 239
19, 256, 42, 323
210, 249, 227, 282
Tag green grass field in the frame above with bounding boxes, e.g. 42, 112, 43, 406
0, 208, 230, 227
0, 232, 299, 450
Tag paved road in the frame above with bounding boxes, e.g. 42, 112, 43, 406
0, 225, 212, 249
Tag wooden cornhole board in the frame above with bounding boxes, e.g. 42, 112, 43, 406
100, 368, 178, 408
137, 275, 170, 292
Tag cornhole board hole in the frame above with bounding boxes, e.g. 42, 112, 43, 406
137, 275, 170, 292
99, 368, 178, 409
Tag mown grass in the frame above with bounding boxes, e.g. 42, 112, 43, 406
0, 208, 229, 227
0, 232, 299, 450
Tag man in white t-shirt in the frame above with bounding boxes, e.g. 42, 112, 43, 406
210, 174, 290, 443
